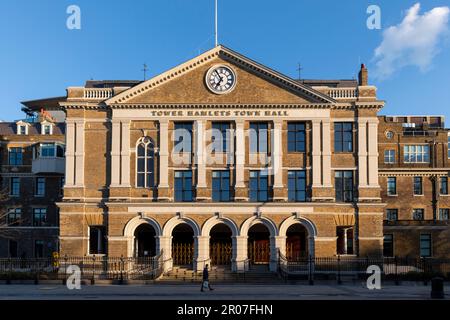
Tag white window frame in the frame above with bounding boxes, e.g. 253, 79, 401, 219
16, 122, 29, 135
135, 136, 155, 189
41, 122, 53, 135
403, 145, 430, 163
384, 149, 395, 164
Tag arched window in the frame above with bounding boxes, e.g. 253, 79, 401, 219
136, 137, 155, 188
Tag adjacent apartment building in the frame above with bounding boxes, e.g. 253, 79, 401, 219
0, 46, 449, 271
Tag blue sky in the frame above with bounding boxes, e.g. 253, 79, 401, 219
0, 0, 449, 122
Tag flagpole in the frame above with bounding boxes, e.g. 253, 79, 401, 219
215, 0, 218, 46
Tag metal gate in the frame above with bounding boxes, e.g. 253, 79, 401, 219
210, 242, 232, 265
172, 242, 194, 265
248, 240, 270, 264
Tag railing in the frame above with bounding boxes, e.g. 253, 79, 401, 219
278, 251, 450, 283
326, 88, 357, 100
0, 252, 164, 282
83, 88, 113, 100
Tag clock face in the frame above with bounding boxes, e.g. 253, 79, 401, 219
205, 65, 237, 94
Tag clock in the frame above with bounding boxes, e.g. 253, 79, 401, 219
205, 65, 237, 94
385, 131, 394, 139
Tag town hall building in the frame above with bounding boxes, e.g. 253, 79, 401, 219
1, 45, 449, 272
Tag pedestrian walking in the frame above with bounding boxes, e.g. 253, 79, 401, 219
201, 264, 214, 292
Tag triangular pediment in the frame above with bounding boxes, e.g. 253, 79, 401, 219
106, 45, 335, 106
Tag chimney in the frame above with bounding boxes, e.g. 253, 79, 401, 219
358, 63, 368, 86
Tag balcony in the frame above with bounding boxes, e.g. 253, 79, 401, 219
32, 157, 65, 174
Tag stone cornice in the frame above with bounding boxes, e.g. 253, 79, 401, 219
109, 103, 334, 109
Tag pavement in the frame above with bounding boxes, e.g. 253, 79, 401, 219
0, 282, 448, 300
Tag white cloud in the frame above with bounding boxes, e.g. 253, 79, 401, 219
373, 3, 449, 79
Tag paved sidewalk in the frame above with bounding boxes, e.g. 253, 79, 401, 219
0, 283, 448, 300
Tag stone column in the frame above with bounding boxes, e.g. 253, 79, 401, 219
110, 121, 121, 187
158, 235, 172, 272
195, 120, 209, 201
358, 119, 368, 187
272, 120, 285, 201
120, 121, 131, 186
74, 121, 85, 187
311, 119, 322, 187
65, 121, 76, 186
232, 236, 248, 272
158, 120, 170, 201
194, 236, 210, 272
321, 119, 332, 187
270, 236, 285, 272
367, 119, 379, 187
235, 120, 247, 201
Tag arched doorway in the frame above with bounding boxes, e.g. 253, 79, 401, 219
210, 223, 232, 266
134, 224, 156, 257
286, 224, 308, 260
248, 224, 270, 264
172, 223, 194, 266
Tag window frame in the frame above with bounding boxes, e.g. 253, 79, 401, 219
419, 234, 432, 258
403, 145, 430, 163
211, 122, 231, 153
33, 208, 47, 227
8, 147, 23, 166
88, 226, 107, 255
35, 177, 46, 197
287, 170, 307, 202
412, 208, 425, 221
384, 149, 395, 164
386, 209, 398, 221
383, 234, 394, 257
287, 122, 306, 153
439, 208, 449, 221
174, 122, 193, 154
10, 177, 20, 197
34, 240, 44, 258
7, 208, 22, 226
440, 177, 448, 195
387, 177, 397, 196
212, 170, 231, 202
335, 171, 354, 203
174, 170, 194, 202
249, 170, 270, 202
334, 122, 353, 153
413, 176, 423, 195
136, 137, 155, 189
249, 122, 269, 153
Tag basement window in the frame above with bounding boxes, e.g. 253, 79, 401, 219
89, 226, 107, 255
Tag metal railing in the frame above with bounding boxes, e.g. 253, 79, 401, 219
0, 252, 164, 282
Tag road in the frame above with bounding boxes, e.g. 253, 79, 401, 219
0, 283, 448, 300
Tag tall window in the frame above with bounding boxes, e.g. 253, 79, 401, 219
386, 209, 398, 221
7, 208, 21, 226
212, 171, 231, 202
288, 170, 307, 202
439, 209, 449, 221
33, 208, 47, 227
249, 171, 269, 202
335, 171, 354, 203
8, 147, 23, 165
403, 145, 430, 163
440, 177, 448, 195
420, 234, 432, 257
34, 240, 44, 258
211, 122, 231, 153
89, 226, 107, 255
249, 122, 268, 153
413, 209, 424, 221
336, 227, 354, 255
10, 178, 20, 197
334, 122, 353, 152
387, 177, 397, 195
136, 137, 155, 188
384, 150, 395, 164
174, 122, 193, 153
413, 176, 423, 195
35, 178, 46, 196
383, 234, 394, 257
60, 177, 65, 197
174, 171, 193, 202
287, 123, 306, 152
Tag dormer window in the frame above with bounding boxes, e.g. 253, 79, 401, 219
41, 122, 53, 135
16, 122, 29, 135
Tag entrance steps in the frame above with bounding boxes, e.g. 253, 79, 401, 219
158, 264, 282, 284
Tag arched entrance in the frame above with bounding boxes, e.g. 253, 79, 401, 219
286, 224, 308, 260
134, 224, 156, 257
248, 224, 271, 264
172, 223, 194, 266
209, 223, 232, 266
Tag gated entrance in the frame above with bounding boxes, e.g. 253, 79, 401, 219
248, 224, 270, 264
286, 224, 308, 260
172, 223, 194, 266
134, 224, 156, 258
209, 223, 232, 265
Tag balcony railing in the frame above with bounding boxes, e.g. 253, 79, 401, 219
83, 88, 114, 100
326, 88, 357, 100
32, 157, 65, 174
